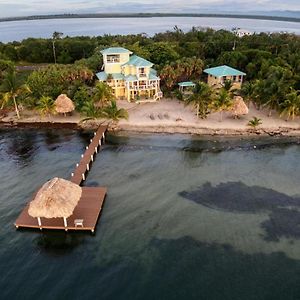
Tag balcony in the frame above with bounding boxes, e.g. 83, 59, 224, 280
106, 55, 120, 63
126, 83, 157, 91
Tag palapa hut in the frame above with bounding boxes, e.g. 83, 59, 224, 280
231, 96, 249, 118
28, 177, 82, 228
54, 94, 75, 116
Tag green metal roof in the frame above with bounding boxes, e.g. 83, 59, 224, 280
96, 72, 125, 81
96, 71, 107, 81
204, 65, 246, 77
123, 55, 153, 67
100, 47, 132, 55
149, 73, 160, 80
125, 75, 138, 82
178, 81, 195, 87
150, 68, 157, 76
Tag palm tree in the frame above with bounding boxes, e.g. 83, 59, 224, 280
36, 96, 55, 116
280, 89, 300, 121
210, 88, 233, 121
101, 100, 128, 121
241, 81, 254, 106
52, 31, 63, 64
185, 82, 213, 118
0, 67, 30, 119
248, 116, 262, 129
93, 82, 114, 108
81, 100, 101, 118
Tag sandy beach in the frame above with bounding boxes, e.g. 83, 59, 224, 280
1, 98, 300, 136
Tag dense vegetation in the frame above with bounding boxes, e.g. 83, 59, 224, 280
0, 27, 300, 120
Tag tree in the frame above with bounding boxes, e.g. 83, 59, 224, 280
93, 82, 114, 108
101, 100, 128, 121
73, 86, 92, 112
210, 88, 233, 121
280, 89, 300, 120
36, 96, 55, 116
248, 116, 262, 129
52, 31, 63, 64
185, 82, 213, 118
81, 100, 101, 118
0, 67, 30, 119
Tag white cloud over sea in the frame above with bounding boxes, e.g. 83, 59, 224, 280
0, 0, 299, 18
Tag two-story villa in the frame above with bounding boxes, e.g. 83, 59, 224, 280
96, 47, 162, 102
204, 65, 246, 90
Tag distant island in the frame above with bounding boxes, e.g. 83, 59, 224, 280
1, 13, 300, 23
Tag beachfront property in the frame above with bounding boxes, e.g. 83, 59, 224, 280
204, 65, 246, 89
96, 47, 163, 102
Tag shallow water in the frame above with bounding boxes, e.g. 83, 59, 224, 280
1, 17, 300, 42
0, 129, 300, 300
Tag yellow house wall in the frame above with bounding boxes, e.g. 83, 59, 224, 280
103, 53, 130, 74
114, 87, 125, 98
207, 74, 243, 89
104, 63, 121, 74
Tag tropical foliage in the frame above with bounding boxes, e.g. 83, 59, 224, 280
1, 27, 300, 120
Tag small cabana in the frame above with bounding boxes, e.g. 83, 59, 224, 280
28, 177, 82, 229
231, 96, 249, 118
54, 94, 75, 116
204, 65, 246, 89
178, 81, 196, 93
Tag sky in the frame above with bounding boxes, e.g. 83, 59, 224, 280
0, 0, 300, 18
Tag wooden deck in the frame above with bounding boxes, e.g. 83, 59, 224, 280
15, 126, 108, 233
15, 187, 106, 232
70, 126, 107, 185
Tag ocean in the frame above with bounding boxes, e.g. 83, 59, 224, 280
0, 17, 300, 42
0, 128, 299, 299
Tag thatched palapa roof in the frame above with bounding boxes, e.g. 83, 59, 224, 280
28, 177, 82, 219
54, 94, 75, 114
231, 96, 249, 116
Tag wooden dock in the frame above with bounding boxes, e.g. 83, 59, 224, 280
15, 187, 106, 232
15, 126, 108, 233
70, 126, 107, 185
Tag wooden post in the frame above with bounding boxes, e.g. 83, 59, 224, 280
94, 132, 96, 136
71, 173, 74, 177
91, 154, 94, 162
82, 173, 85, 181
37, 217, 42, 227
102, 132, 105, 143
99, 139, 102, 146
76, 163, 79, 167
86, 146, 88, 150
81, 154, 84, 158
95, 146, 98, 153
63, 217, 68, 231
87, 163, 89, 171
90, 139, 92, 143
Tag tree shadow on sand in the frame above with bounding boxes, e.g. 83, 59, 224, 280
179, 181, 300, 241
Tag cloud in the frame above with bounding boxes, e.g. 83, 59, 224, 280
0, 0, 299, 18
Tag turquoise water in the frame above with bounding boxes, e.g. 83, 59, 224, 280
0, 129, 299, 300
1, 17, 300, 42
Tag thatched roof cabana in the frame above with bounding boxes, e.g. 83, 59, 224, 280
231, 96, 249, 117
28, 177, 82, 227
54, 94, 75, 114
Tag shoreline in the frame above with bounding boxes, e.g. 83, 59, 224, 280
1, 13, 299, 24
2, 119, 300, 137
1, 99, 300, 137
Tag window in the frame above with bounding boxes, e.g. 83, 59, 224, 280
106, 55, 120, 63
139, 67, 147, 77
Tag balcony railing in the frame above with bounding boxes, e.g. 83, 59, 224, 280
125, 83, 157, 90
